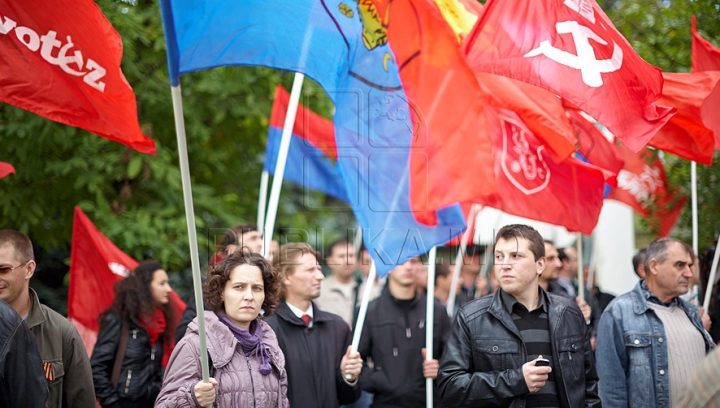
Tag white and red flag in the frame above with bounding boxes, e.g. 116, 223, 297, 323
68, 206, 185, 355
0, 162, 14, 179
463, 0, 675, 152
0, 0, 155, 154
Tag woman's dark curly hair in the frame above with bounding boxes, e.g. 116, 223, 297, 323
99, 260, 176, 345
203, 250, 283, 317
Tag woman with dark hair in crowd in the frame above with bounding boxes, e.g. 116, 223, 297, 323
91, 260, 176, 408
156, 250, 289, 408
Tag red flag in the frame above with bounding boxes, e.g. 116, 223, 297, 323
68, 206, 185, 355
376, 0, 497, 225
435, 0, 577, 160
477, 73, 577, 160
607, 145, 686, 236
475, 107, 607, 235
701, 80, 720, 151
0, 162, 14, 179
692, 16, 720, 72
569, 109, 624, 186
0, 0, 155, 154
647, 72, 720, 165
463, 0, 675, 152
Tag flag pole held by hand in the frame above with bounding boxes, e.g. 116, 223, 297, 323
425, 247, 437, 408
348, 261, 377, 379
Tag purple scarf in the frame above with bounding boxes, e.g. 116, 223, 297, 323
216, 312, 272, 375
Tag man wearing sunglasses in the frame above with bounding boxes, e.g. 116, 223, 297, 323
0, 229, 95, 408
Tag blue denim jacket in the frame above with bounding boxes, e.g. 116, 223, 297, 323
595, 281, 714, 408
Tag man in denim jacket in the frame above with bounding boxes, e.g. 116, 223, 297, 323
596, 237, 714, 408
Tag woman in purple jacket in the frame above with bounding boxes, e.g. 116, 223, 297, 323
155, 250, 289, 407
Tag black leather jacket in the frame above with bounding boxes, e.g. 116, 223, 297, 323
90, 313, 165, 407
0, 299, 48, 408
437, 288, 601, 408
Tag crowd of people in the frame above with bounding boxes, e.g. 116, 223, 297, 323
1, 224, 719, 408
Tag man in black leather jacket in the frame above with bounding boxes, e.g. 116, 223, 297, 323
0, 299, 48, 408
437, 224, 601, 408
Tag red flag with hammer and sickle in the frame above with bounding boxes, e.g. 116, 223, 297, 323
462, 0, 675, 153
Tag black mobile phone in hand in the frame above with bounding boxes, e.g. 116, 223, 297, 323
535, 358, 550, 367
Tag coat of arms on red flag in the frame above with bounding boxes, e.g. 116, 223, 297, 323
500, 114, 551, 195
476, 107, 606, 235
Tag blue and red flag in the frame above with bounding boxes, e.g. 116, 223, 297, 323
0, 162, 14, 179
160, 0, 477, 275
265, 85, 350, 203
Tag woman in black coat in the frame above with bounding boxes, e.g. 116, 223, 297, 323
90, 260, 176, 408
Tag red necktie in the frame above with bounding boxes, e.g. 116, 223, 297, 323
301, 314, 311, 327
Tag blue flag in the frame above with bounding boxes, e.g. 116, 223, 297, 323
160, 0, 466, 275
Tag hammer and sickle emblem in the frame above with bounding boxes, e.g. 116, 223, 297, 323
524, 21, 623, 87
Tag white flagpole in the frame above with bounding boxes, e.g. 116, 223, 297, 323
261, 73, 305, 258
349, 261, 377, 374
587, 234, 598, 292
353, 225, 363, 256
447, 204, 479, 317
702, 234, 720, 311
577, 234, 584, 303
257, 170, 269, 232
691, 161, 699, 255
169, 84, 210, 385
425, 247, 438, 408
